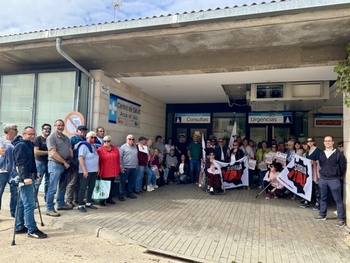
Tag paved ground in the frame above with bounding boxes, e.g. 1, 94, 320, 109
1, 184, 350, 263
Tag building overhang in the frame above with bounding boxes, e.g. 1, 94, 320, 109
0, 0, 349, 108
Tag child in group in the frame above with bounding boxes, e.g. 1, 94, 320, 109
263, 161, 285, 199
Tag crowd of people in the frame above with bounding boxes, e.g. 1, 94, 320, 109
0, 122, 347, 240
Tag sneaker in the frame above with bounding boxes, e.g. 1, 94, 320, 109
314, 215, 326, 221
210, 187, 214, 192
78, 206, 87, 212
15, 226, 28, 234
336, 220, 345, 227
66, 202, 75, 208
265, 194, 270, 200
147, 185, 154, 192
312, 205, 320, 211
198, 184, 202, 188
300, 203, 311, 208
152, 184, 159, 189
258, 186, 262, 189
57, 204, 73, 211
28, 228, 47, 239
46, 210, 60, 217
85, 204, 98, 209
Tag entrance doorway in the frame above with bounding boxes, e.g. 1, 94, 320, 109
175, 127, 208, 143
249, 125, 290, 143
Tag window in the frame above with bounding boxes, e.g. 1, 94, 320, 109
35, 72, 76, 129
212, 113, 246, 139
0, 74, 35, 131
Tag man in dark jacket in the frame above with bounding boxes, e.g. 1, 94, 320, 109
314, 135, 346, 227
13, 126, 47, 238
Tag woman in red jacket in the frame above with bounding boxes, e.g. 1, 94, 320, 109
97, 135, 120, 206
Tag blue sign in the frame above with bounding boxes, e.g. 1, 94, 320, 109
248, 112, 292, 124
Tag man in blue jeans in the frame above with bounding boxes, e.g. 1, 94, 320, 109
0, 123, 19, 218
45, 119, 73, 217
314, 135, 346, 227
13, 126, 47, 238
34, 123, 51, 202
187, 134, 202, 184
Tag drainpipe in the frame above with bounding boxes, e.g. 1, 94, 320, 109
55, 37, 94, 130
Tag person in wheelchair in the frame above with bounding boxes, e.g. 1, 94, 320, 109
205, 152, 224, 194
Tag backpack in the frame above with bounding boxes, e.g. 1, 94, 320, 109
73, 141, 93, 166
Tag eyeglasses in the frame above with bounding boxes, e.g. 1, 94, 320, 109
90, 136, 97, 139
43, 128, 51, 131
104, 140, 111, 143
128, 138, 135, 141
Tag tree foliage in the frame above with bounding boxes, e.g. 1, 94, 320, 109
334, 44, 350, 107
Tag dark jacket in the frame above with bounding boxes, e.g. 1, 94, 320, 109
214, 146, 229, 162
176, 161, 189, 175
13, 137, 37, 182
230, 148, 245, 162
318, 149, 346, 179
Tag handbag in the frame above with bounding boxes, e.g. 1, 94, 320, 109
92, 179, 111, 201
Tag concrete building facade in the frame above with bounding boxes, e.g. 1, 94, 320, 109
0, 0, 350, 224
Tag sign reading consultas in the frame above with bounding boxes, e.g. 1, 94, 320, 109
248, 112, 293, 124
174, 113, 211, 124
109, 94, 141, 127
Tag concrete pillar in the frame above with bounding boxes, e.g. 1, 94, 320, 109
343, 104, 350, 225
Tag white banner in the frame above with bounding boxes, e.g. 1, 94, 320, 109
220, 156, 249, 189
277, 156, 312, 201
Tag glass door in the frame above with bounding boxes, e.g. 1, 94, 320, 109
272, 126, 290, 143
250, 126, 268, 143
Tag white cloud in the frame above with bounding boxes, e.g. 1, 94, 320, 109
0, 0, 260, 36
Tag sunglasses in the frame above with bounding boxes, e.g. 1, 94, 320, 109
43, 128, 51, 131
128, 138, 135, 141
90, 136, 97, 139
104, 140, 111, 143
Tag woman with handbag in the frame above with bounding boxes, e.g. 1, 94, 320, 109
97, 135, 121, 206
77, 131, 99, 212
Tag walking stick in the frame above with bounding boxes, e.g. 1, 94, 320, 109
11, 183, 23, 246
255, 182, 272, 198
34, 178, 44, 226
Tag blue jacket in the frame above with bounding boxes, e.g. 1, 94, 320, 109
13, 137, 37, 182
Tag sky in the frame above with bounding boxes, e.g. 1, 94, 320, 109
0, 0, 261, 36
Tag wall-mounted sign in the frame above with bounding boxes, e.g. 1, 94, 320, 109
314, 114, 342, 127
174, 113, 211, 124
109, 94, 141, 127
64, 111, 85, 137
248, 112, 292, 124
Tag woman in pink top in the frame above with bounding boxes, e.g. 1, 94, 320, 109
97, 135, 120, 206
263, 162, 285, 199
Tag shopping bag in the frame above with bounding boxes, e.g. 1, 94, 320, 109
92, 179, 111, 201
